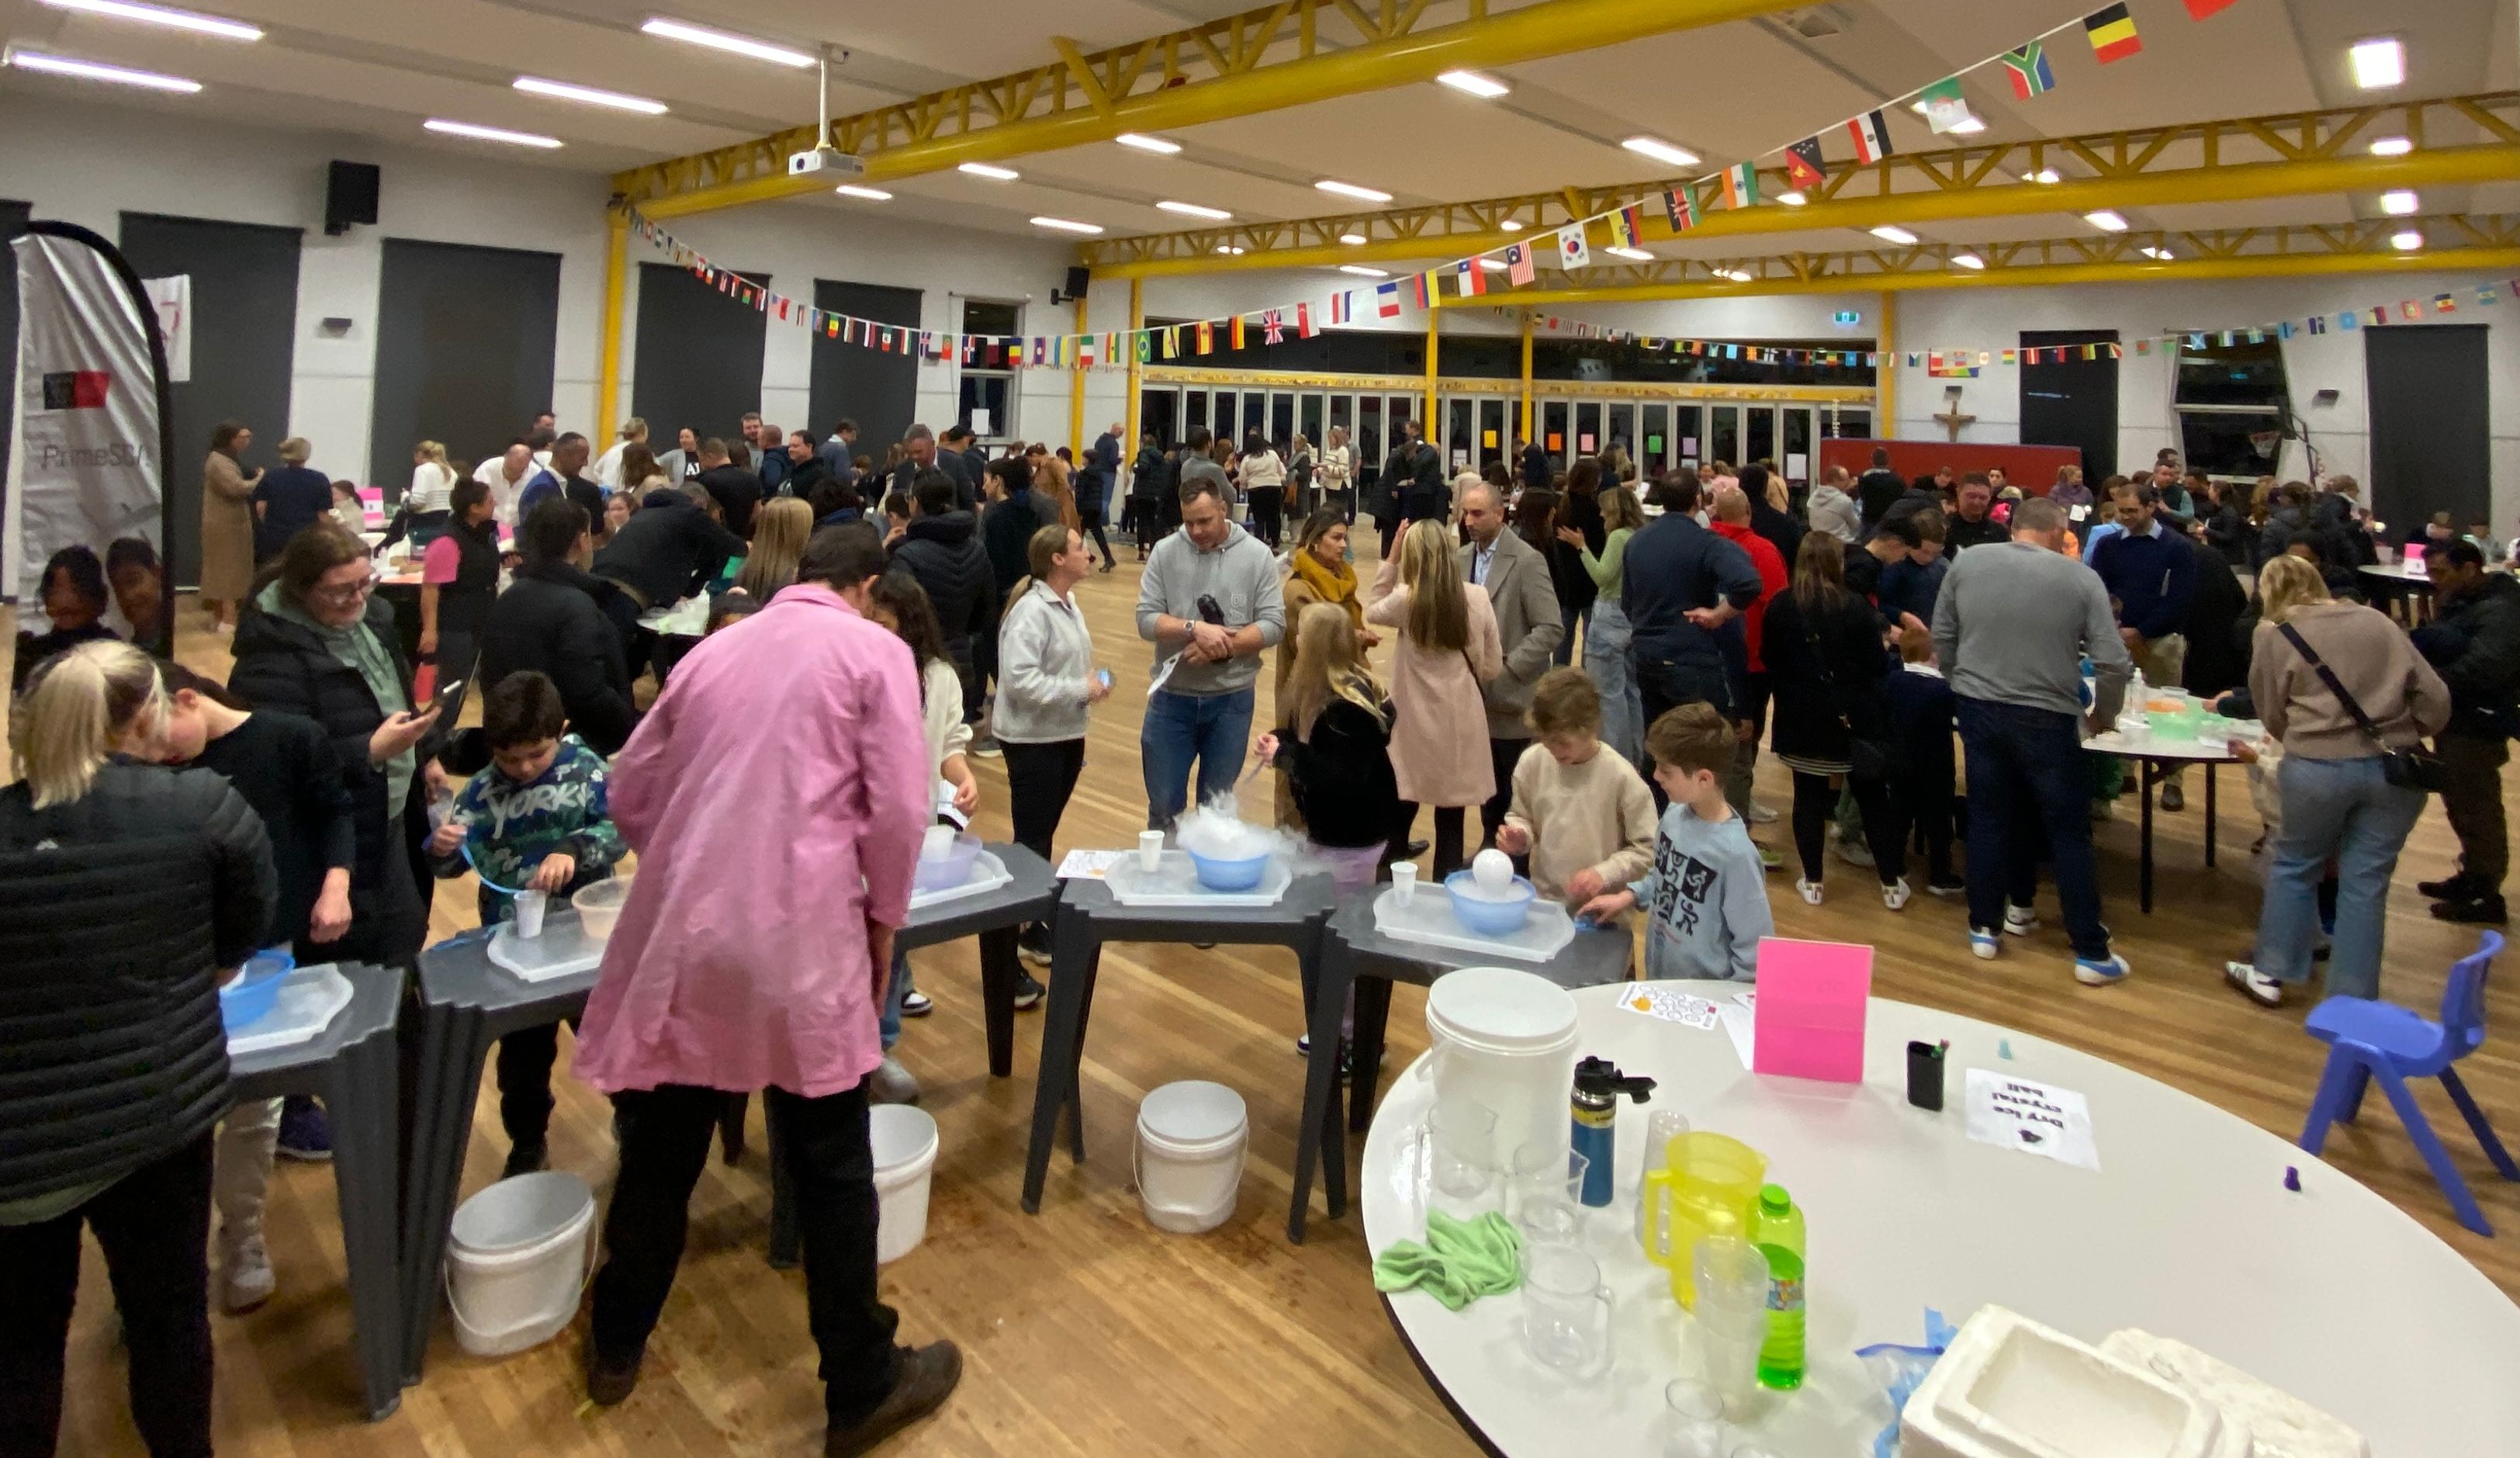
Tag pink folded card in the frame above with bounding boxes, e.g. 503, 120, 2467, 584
1752, 937, 1871, 1083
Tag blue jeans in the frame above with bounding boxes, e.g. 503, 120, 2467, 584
1142, 686, 1256, 831
1584, 600, 1642, 765
1554, 600, 1587, 667
878, 945, 909, 1051
1957, 697, 2112, 961
2255, 754, 2425, 998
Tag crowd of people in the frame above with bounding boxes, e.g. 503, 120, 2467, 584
5, 397, 2513, 1456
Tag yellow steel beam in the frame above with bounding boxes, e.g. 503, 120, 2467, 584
1424, 311, 1440, 443
1070, 293, 1089, 457
1876, 291, 1895, 442
1125, 276, 1144, 483
597, 214, 627, 447
1082, 92, 2520, 278
1518, 310, 1534, 444
617, 0, 1812, 220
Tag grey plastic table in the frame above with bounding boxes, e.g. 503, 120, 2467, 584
2086, 729, 2238, 913
398, 915, 598, 1384
227, 963, 406, 1420
1019, 868, 1338, 1214
1287, 890, 1636, 1242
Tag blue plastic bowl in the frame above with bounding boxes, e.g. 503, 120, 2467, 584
913, 834, 985, 893
1187, 847, 1271, 892
220, 949, 294, 1034
1444, 871, 1537, 937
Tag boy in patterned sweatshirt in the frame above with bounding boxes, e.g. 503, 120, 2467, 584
1578, 702, 1774, 982
427, 669, 625, 1173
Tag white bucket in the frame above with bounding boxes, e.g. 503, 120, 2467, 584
871, 1105, 940, 1265
1425, 966, 1581, 1175
445, 1171, 595, 1358
1134, 1080, 1248, 1234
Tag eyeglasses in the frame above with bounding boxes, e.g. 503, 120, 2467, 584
310, 576, 376, 607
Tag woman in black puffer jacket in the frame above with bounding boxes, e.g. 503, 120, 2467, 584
0, 641, 276, 1457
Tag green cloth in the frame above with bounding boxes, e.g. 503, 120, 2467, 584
0, 1174, 119, 1228
1580, 527, 1633, 598
259, 580, 416, 810
1372, 1209, 1524, 1311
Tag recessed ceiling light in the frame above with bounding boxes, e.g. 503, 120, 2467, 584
2024, 168, 2061, 185
2391, 229, 2423, 251
5, 47, 199, 91
2349, 37, 2404, 90
1948, 116, 1986, 135
1605, 247, 1653, 261
37, 0, 258, 40
1869, 225, 1919, 244
1031, 216, 1102, 234
514, 76, 668, 114
835, 184, 891, 201
960, 161, 1019, 181
1622, 137, 1701, 168
425, 118, 562, 148
639, 17, 814, 68
1157, 200, 1232, 220
1435, 69, 1510, 99
1338, 265, 1389, 277
1216, 245, 1247, 255
2139, 246, 2173, 261
2380, 189, 2418, 216
1501, 220, 1525, 232
1116, 133, 1182, 154
1951, 252, 1985, 270
2368, 136, 2412, 157
1317, 179, 1393, 203
1776, 191, 1807, 206
1715, 268, 1755, 283
2084, 210, 2131, 232
1338, 232, 1369, 245
1479, 258, 1508, 271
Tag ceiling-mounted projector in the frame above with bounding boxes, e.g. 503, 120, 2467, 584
789, 146, 864, 178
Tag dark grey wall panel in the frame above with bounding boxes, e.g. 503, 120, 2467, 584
808, 279, 922, 454
0, 200, 29, 512
2366, 324, 2489, 530
369, 237, 560, 494
632, 261, 766, 451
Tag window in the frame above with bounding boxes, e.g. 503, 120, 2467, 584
2173, 336, 2291, 477
959, 298, 1022, 442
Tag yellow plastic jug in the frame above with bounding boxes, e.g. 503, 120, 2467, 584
1640, 1131, 1767, 1308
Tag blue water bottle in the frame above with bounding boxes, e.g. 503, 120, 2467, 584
1570, 1057, 1656, 1208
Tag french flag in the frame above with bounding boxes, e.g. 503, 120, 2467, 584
1329, 292, 1352, 326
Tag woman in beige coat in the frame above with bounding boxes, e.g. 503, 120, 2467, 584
1366, 518, 1501, 879
199, 421, 261, 631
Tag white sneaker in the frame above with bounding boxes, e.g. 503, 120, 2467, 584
2224, 961, 2285, 1007
869, 1057, 921, 1105
1834, 837, 1875, 869
2002, 903, 2040, 937
1747, 799, 1779, 825
1795, 878, 1824, 906
1881, 878, 1912, 912
220, 1236, 274, 1314
1968, 926, 2001, 960
2073, 952, 2131, 987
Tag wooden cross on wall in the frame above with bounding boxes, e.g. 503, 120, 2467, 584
1933, 395, 1976, 442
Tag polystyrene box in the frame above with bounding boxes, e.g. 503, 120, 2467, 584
1902, 1306, 2252, 1458
2099, 1331, 2369, 1458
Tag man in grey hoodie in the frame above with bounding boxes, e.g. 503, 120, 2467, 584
1135, 474, 1286, 832
1805, 466, 1861, 544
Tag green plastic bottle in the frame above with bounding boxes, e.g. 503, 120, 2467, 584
1750, 1182, 1806, 1390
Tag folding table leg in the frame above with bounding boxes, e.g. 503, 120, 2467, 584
1288, 952, 1355, 1242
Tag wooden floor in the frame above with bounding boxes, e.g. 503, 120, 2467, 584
26, 528, 2520, 1456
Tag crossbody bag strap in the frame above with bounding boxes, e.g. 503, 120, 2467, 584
2276, 621, 2394, 753
1801, 618, 1855, 732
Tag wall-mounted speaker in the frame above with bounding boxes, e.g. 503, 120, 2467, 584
325, 161, 380, 237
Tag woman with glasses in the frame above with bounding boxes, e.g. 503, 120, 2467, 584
230, 521, 442, 975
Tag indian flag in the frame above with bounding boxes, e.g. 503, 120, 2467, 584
1719, 161, 1759, 210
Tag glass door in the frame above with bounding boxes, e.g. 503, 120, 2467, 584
1445, 397, 1476, 476
1745, 406, 1776, 473
1184, 390, 1210, 440
1674, 405, 1702, 469
1243, 391, 1269, 451
1140, 387, 1179, 449
1478, 398, 1508, 472
1708, 405, 1740, 469
1642, 404, 1670, 475
1606, 403, 1637, 469
1358, 397, 1384, 499
1542, 401, 1570, 470
1270, 392, 1296, 455
1573, 402, 1604, 459
1781, 407, 1814, 493
1299, 393, 1324, 454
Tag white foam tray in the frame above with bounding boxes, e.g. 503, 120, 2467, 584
227, 964, 356, 1055
908, 850, 1015, 913
1105, 850, 1293, 908
486, 909, 608, 984
1369, 886, 1575, 963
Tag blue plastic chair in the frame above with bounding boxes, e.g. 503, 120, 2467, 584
2298, 931, 2516, 1235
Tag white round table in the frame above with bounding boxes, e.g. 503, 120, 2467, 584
2082, 728, 2242, 913
1361, 982, 2520, 1456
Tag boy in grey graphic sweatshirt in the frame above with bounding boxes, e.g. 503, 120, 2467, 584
1578, 701, 1774, 982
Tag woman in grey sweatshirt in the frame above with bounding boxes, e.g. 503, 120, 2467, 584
995, 523, 1109, 960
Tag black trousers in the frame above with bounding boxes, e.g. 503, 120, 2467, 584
496, 1019, 580, 1148
1885, 771, 1958, 884
1481, 736, 1530, 850
1247, 487, 1283, 548
1635, 653, 1733, 809
593, 1083, 900, 1425
0, 1133, 215, 1458
1079, 515, 1114, 566
1003, 739, 1087, 866
1791, 770, 1905, 885
1393, 802, 1469, 881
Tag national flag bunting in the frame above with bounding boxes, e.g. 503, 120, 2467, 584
2307, 316, 2326, 334
2434, 293, 2457, 314
2338, 311, 2359, 331
1505, 241, 1537, 286
1411, 272, 1435, 309
1784, 138, 1826, 190
1719, 161, 1759, 210
1262, 309, 1284, 344
1330, 292, 1352, 326
1456, 260, 1488, 297
1376, 282, 1402, 318
1557, 225, 1591, 270
1196, 320, 1214, 355
2401, 300, 2421, 321
1608, 206, 1641, 250
1296, 303, 1317, 339
2084, 4, 2142, 63
1847, 109, 1892, 165
1161, 327, 1180, 358
1231, 314, 1248, 349
1919, 76, 1972, 133
2002, 43, 2055, 99
1663, 183, 1699, 233
2182, 0, 2238, 16
1136, 331, 1153, 363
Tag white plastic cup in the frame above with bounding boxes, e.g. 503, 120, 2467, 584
1137, 830, 1166, 872
1390, 860, 1418, 906
513, 888, 548, 940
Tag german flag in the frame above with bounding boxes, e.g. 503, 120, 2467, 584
2083, 4, 2141, 63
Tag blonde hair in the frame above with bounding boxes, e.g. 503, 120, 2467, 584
1397, 518, 1469, 653
417, 441, 449, 469
10, 641, 166, 809
277, 437, 312, 464
1282, 602, 1385, 741
1002, 524, 1079, 622
2256, 553, 2330, 626
734, 497, 812, 599
1599, 485, 1644, 533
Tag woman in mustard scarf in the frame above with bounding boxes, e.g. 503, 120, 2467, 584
1275, 509, 1379, 826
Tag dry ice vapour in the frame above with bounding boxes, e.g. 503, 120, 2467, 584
1173, 792, 1298, 861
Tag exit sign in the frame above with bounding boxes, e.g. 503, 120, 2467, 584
1832, 310, 1864, 327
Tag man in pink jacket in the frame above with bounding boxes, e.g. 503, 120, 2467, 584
572, 524, 961, 1453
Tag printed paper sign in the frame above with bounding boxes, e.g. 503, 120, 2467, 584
1965, 1069, 2100, 1172
1055, 850, 1132, 880
1622, 985, 1719, 1030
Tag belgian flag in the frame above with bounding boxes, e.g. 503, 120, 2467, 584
2083, 4, 2141, 63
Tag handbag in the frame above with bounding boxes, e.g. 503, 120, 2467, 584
2276, 622, 2449, 793
1802, 611, 1896, 781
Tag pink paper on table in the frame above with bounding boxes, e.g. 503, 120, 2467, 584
1751, 937, 1871, 1083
